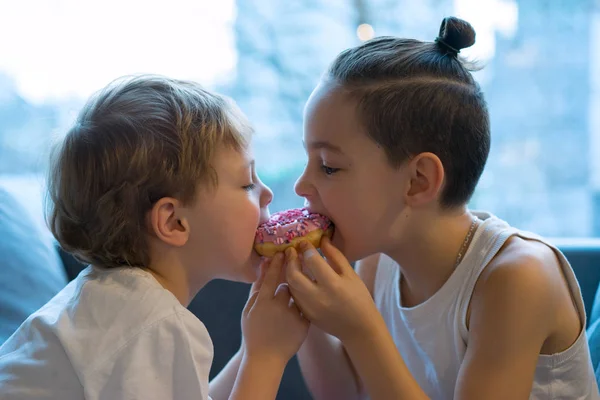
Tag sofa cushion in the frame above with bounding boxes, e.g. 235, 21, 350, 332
0, 187, 67, 343
588, 284, 600, 383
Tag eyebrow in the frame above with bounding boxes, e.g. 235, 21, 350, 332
303, 140, 344, 155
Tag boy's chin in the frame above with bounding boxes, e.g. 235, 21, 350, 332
227, 265, 260, 285
238, 250, 263, 283
218, 253, 263, 284
331, 233, 366, 264
250, 249, 263, 268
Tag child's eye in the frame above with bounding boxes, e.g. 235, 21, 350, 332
242, 183, 256, 192
320, 164, 340, 176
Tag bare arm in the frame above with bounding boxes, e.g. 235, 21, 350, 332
229, 354, 287, 400
208, 347, 244, 400
297, 327, 359, 400
228, 251, 310, 400
453, 250, 560, 399
342, 314, 429, 400
295, 254, 380, 400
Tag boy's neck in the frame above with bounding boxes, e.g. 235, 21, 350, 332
386, 208, 479, 307
146, 248, 208, 306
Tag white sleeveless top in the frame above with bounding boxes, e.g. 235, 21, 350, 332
373, 211, 599, 399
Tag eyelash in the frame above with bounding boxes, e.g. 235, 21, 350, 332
321, 164, 340, 176
243, 183, 256, 192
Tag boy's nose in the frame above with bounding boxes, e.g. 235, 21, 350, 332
260, 183, 273, 207
294, 172, 310, 198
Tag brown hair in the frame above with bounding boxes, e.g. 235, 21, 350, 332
46, 75, 251, 268
328, 17, 490, 208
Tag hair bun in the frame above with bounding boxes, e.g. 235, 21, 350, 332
435, 17, 476, 55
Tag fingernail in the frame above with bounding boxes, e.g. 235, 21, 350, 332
278, 283, 289, 292
298, 241, 309, 251
303, 249, 317, 259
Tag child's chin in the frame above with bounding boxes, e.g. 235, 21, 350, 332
227, 265, 259, 284
331, 234, 362, 264
237, 251, 262, 283
250, 249, 263, 268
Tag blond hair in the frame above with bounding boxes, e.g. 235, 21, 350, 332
47, 75, 251, 268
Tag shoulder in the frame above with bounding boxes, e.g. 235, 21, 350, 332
481, 236, 562, 300
66, 269, 210, 370
86, 311, 213, 399
86, 275, 213, 364
0, 280, 85, 397
90, 310, 213, 378
455, 237, 581, 398
74, 268, 185, 329
355, 253, 381, 298
470, 236, 563, 336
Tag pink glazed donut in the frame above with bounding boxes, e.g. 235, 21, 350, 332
254, 208, 333, 257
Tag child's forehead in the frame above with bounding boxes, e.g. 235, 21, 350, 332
304, 105, 370, 156
306, 84, 362, 132
305, 80, 348, 115
213, 145, 254, 170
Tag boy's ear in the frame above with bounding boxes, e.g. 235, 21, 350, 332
404, 152, 445, 207
148, 197, 190, 247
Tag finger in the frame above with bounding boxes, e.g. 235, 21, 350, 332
320, 237, 354, 276
294, 251, 315, 281
285, 247, 318, 318
289, 297, 310, 323
298, 241, 340, 284
243, 290, 260, 316
274, 283, 291, 305
258, 252, 285, 300
249, 258, 269, 298
284, 246, 316, 292
278, 256, 287, 285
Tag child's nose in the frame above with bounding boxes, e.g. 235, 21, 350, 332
260, 182, 273, 207
294, 170, 311, 198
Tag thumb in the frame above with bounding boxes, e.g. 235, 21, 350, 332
243, 290, 260, 316
284, 246, 313, 290
298, 240, 338, 283
274, 282, 292, 305
249, 258, 269, 298
258, 252, 285, 300
320, 237, 354, 275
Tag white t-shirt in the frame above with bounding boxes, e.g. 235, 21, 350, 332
0, 266, 214, 400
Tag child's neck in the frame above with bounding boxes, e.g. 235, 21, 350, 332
386, 208, 479, 307
146, 248, 208, 306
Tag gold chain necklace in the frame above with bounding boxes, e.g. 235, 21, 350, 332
455, 217, 479, 267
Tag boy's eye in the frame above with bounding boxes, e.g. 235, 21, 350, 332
243, 183, 256, 192
320, 164, 340, 176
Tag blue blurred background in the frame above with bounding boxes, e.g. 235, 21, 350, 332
1, 0, 599, 239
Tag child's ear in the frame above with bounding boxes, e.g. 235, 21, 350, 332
148, 197, 190, 247
404, 152, 445, 207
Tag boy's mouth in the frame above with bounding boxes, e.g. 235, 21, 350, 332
303, 204, 335, 239
328, 221, 337, 240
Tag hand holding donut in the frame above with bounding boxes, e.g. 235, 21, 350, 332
241, 253, 309, 366
284, 238, 383, 343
